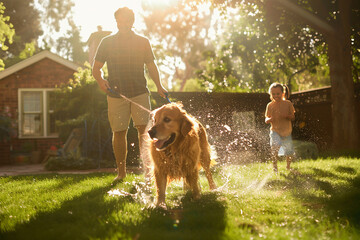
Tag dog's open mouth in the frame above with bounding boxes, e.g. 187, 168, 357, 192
154, 133, 176, 150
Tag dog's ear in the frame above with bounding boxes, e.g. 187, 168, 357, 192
150, 105, 164, 122
181, 115, 193, 136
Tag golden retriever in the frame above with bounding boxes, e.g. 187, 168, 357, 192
147, 103, 217, 206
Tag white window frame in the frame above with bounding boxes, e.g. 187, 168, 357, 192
18, 88, 58, 139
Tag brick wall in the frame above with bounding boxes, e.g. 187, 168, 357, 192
0, 58, 77, 165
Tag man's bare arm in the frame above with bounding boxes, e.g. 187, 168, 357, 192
146, 61, 167, 98
92, 60, 109, 93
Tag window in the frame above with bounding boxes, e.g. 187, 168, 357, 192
18, 89, 57, 138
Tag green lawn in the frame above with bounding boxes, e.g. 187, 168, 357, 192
1, 157, 360, 240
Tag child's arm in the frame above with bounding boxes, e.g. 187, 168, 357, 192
265, 117, 272, 124
285, 113, 295, 121
265, 103, 272, 124
285, 102, 295, 121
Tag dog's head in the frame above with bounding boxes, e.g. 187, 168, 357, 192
148, 102, 194, 151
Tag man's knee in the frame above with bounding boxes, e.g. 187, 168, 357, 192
113, 130, 127, 141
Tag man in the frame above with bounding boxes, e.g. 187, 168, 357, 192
92, 7, 167, 181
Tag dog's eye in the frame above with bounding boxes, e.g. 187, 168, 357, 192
163, 117, 171, 123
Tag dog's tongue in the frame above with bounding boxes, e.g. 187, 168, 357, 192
155, 139, 166, 149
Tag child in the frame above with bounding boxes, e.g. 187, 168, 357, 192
265, 83, 295, 172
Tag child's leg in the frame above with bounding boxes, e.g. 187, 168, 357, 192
286, 156, 292, 170
283, 135, 294, 171
269, 131, 281, 173
271, 148, 280, 172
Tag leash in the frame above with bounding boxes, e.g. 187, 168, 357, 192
107, 88, 171, 112
164, 92, 171, 103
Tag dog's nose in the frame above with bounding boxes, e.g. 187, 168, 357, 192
148, 128, 157, 139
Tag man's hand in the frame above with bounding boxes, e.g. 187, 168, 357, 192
146, 61, 168, 98
157, 85, 168, 98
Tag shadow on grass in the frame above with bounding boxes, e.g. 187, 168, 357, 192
1, 174, 131, 240
327, 175, 360, 226
137, 192, 227, 240
2, 175, 226, 240
265, 166, 360, 227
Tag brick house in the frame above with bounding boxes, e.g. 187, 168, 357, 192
0, 51, 80, 165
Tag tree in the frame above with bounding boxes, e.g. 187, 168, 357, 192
212, 0, 360, 150
198, 2, 328, 92
56, 19, 87, 65
53, 64, 107, 140
0, 2, 15, 70
265, 0, 359, 150
1, 0, 85, 66
141, 0, 216, 91
1, 0, 42, 62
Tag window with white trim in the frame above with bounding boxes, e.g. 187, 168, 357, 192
18, 89, 57, 138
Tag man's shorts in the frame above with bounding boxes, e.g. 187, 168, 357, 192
107, 93, 150, 132
269, 131, 295, 156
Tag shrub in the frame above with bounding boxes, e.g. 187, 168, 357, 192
0, 106, 17, 142
293, 140, 319, 159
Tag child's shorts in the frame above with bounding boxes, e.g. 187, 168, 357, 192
269, 131, 295, 156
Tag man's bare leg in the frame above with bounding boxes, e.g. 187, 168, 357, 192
113, 130, 128, 180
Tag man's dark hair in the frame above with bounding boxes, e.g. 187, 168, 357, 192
114, 7, 135, 25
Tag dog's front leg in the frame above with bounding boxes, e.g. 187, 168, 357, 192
155, 171, 167, 206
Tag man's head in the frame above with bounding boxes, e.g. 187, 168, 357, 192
114, 7, 135, 32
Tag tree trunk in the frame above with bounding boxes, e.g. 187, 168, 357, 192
327, 0, 359, 150
268, 0, 359, 150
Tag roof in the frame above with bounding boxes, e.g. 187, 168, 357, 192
87, 30, 112, 44
0, 50, 81, 80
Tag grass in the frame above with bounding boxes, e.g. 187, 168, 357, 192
1, 157, 360, 240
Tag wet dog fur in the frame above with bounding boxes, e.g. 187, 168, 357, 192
147, 103, 216, 206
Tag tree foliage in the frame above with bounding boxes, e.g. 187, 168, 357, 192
53, 64, 107, 141
197, 1, 332, 92
141, 0, 216, 90
209, 0, 360, 83
56, 19, 87, 64
0, 2, 15, 70
1, 0, 85, 66
208, 0, 360, 149
1, 0, 42, 64
38, 0, 74, 32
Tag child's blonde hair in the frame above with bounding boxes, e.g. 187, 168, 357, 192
268, 83, 290, 100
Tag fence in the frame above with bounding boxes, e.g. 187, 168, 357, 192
2, 85, 358, 166
86, 86, 359, 166
291, 83, 360, 151
83, 85, 360, 166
